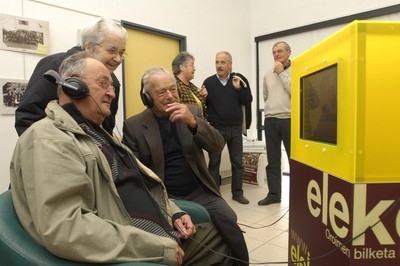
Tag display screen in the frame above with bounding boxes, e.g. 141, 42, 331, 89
300, 64, 337, 145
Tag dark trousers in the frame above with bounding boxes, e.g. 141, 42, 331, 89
182, 187, 249, 266
182, 222, 232, 265
264, 117, 291, 199
208, 125, 244, 197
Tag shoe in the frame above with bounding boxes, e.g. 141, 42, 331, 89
258, 196, 281, 206
232, 195, 250, 204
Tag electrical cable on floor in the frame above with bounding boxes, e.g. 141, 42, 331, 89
237, 208, 289, 230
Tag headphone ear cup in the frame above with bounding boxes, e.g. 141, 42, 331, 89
63, 78, 89, 99
139, 79, 153, 108
141, 91, 153, 108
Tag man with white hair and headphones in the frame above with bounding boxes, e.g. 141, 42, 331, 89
123, 67, 249, 266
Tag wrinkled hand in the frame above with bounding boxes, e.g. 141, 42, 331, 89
166, 102, 197, 128
232, 75, 242, 89
200, 85, 208, 97
174, 214, 195, 239
175, 245, 184, 266
274, 61, 284, 74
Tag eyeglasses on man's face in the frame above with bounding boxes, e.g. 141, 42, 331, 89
79, 76, 115, 92
95, 78, 115, 92
272, 49, 286, 55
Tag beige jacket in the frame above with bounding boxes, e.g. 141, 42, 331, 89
10, 101, 181, 265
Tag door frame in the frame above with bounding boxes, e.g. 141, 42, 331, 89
121, 20, 186, 120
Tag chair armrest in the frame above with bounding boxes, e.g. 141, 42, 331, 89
173, 199, 210, 224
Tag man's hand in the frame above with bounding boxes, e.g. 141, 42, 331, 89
165, 103, 197, 128
176, 245, 184, 266
274, 61, 284, 74
232, 75, 242, 90
173, 214, 195, 239
200, 85, 208, 97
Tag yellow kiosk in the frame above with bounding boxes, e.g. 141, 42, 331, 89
289, 20, 400, 266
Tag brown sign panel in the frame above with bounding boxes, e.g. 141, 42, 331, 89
289, 160, 400, 266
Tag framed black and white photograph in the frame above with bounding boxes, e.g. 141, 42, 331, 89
0, 13, 49, 55
1, 79, 28, 114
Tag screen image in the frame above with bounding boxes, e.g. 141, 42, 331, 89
300, 64, 337, 145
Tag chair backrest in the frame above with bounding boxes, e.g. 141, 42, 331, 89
0, 190, 162, 266
0, 190, 94, 265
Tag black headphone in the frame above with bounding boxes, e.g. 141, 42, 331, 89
139, 78, 153, 108
139, 73, 181, 108
61, 77, 89, 99
43, 70, 89, 99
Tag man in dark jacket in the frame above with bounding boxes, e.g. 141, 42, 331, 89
123, 67, 249, 266
203, 51, 253, 204
15, 17, 127, 136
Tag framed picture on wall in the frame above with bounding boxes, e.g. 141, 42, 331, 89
0, 13, 49, 55
0, 79, 28, 114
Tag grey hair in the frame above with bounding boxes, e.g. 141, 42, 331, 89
57, 51, 92, 95
216, 51, 232, 63
273, 41, 291, 51
59, 51, 92, 79
141, 67, 172, 93
80, 17, 128, 49
171, 51, 195, 75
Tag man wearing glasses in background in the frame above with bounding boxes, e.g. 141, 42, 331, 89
15, 17, 127, 136
259, 41, 292, 206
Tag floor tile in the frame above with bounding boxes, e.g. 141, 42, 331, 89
221, 174, 290, 265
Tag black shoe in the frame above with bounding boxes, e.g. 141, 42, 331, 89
258, 196, 281, 206
232, 195, 250, 204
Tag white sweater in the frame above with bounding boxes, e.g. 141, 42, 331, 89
263, 66, 291, 119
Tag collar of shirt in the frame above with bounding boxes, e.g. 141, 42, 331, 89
216, 73, 231, 86
284, 60, 291, 70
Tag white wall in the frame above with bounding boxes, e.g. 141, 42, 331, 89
1, 0, 399, 192
250, 0, 400, 37
0, 0, 252, 192
250, 0, 400, 124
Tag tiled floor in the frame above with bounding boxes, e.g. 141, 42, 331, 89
220, 174, 290, 266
